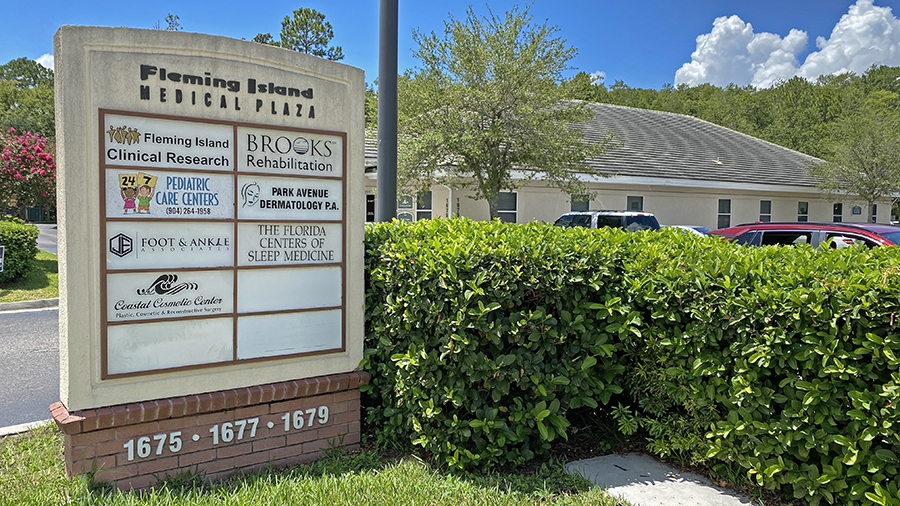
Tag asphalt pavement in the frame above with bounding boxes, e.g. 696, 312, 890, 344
0, 223, 59, 428
0, 307, 59, 427
35, 223, 57, 255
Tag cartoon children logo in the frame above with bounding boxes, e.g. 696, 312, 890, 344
119, 172, 158, 215
121, 186, 137, 214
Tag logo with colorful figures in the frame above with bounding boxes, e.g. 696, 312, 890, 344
119, 172, 158, 214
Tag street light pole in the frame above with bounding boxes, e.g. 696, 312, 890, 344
376, 0, 398, 222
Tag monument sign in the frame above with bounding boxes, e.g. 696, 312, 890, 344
51, 26, 366, 489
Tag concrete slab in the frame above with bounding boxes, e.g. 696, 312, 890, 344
566, 453, 760, 506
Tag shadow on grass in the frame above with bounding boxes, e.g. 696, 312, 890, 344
0, 252, 58, 301
77, 445, 600, 504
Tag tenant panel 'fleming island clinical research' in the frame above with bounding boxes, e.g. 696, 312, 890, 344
102, 111, 346, 377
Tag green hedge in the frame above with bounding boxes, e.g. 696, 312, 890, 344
0, 219, 39, 283
619, 231, 900, 506
362, 219, 633, 468
363, 219, 900, 505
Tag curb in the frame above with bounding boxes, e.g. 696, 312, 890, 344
0, 419, 52, 438
0, 298, 59, 312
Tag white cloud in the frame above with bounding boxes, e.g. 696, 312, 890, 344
675, 0, 900, 88
35, 54, 54, 70
797, 0, 900, 80
674, 15, 806, 88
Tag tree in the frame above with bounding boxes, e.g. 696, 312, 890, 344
165, 14, 181, 31
0, 58, 55, 139
0, 128, 56, 215
807, 103, 900, 216
365, 84, 378, 128
254, 8, 344, 61
0, 57, 53, 88
398, 6, 616, 219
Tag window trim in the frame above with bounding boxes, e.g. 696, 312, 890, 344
759, 200, 772, 223
626, 195, 644, 212
497, 191, 517, 223
717, 198, 732, 229
833, 203, 843, 223
570, 195, 589, 212
416, 191, 433, 220
798, 201, 809, 222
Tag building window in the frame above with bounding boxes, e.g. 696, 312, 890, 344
570, 195, 589, 212
759, 200, 772, 222
717, 199, 731, 229
833, 203, 842, 223
872, 204, 878, 223
498, 192, 517, 223
366, 194, 375, 222
798, 201, 809, 222
416, 192, 432, 220
397, 192, 432, 221
626, 195, 644, 211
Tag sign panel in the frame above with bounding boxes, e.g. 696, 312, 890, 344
105, 169, 234, 219
236, 266, 341, 313
106, 221, 234, 270
107, 317, 234, 375
237, 126, 343, 177
107, 270, 233, 322
236, 310, 342, 360
104, 114, 233, 171
236, 175, 342, 221
237, 222, 342, 266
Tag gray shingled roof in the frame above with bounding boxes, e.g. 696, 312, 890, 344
579, 102, 823, 187
364, 129, 377, 171
365, 103, 824, 188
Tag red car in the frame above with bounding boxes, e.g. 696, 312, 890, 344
708, 222, 900, 248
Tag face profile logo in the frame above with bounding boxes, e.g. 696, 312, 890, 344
136, 274, 199, 296
109, 233, 133, 258
241, 182, 261, 208
107, 125, 140, 145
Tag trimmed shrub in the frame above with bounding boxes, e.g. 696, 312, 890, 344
617, 233, 900, 505
0, 219, 39, 283
362, 218, 632, 469
363, 219, 900, 505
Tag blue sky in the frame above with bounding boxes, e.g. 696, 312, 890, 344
3, 0, 900, 89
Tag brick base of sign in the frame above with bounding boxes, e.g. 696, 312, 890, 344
50, 372, 370, 490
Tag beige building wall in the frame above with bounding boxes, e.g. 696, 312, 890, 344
365, 176, 892, 226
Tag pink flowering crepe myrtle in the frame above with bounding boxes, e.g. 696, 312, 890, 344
0, 127, 57, 212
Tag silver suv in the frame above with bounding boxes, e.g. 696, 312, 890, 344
554, 210, 661, 231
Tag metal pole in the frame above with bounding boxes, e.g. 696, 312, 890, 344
376, 0, 398, 222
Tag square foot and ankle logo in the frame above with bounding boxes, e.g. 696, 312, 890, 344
110, 233, 133, 258
106, 222, 234, 270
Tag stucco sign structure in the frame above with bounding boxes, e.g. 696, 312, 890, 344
52, 27, 366, 488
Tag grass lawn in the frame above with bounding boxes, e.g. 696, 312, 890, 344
0, 424, 630, 506
0, 250, 59, 303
